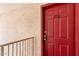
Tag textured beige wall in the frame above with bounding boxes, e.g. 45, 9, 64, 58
0, 3, 43, 56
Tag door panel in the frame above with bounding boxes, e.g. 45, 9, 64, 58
43, 4, 75, 56
59, 45, 69, 56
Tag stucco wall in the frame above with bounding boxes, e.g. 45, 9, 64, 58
0, 3, 42, 56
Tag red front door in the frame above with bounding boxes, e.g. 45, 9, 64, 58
42, 4, 75, 56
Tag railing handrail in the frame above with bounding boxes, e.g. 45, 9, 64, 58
0, 36, 34, 47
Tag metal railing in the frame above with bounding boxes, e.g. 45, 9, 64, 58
0, 37, 35, 56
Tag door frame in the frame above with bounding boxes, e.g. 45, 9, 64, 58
41, 3, 76, 56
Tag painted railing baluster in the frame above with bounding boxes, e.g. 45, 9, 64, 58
12, 44, 14, 56
19, 42, 21, 56
16, 43, 18, 56
27, 40, 28, 56
8, 45, 9, 56
25, 40, 26, 56
32, 37, 34, 56
22, 41, 23, 56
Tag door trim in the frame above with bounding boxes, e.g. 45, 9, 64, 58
41, 3, 75, 56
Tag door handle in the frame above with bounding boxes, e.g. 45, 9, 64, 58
43, 34, 47, 41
